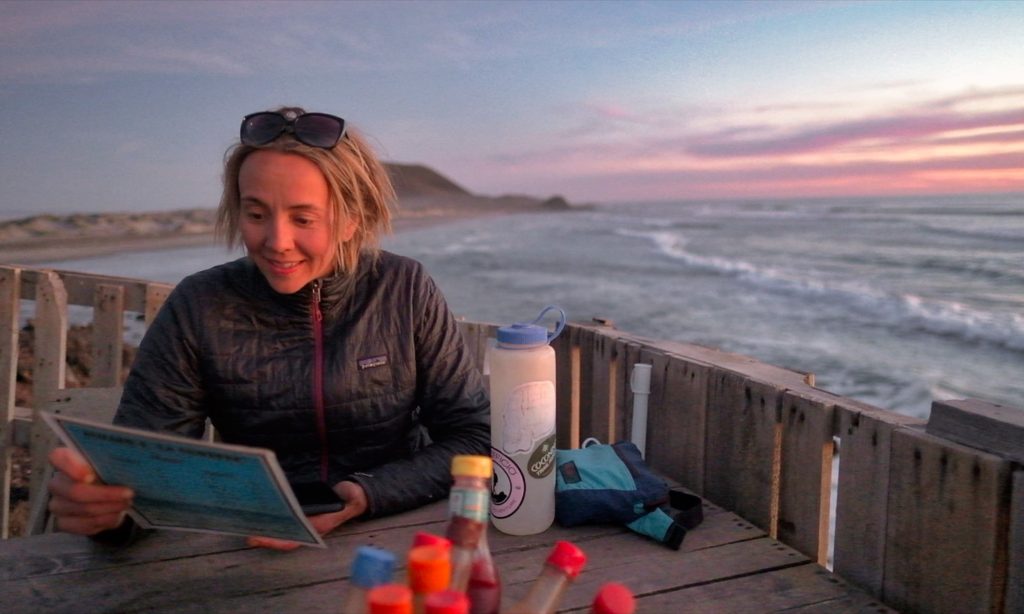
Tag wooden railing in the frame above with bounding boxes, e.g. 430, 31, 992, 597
1, 265, 1021, 614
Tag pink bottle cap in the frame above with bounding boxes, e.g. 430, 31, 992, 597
546, 540, 587, 579
412, 531, 452, 551
591, 582, 635, 614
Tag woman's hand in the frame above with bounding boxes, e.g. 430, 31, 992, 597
47, 447, 134, 535
247, 480, 369, 551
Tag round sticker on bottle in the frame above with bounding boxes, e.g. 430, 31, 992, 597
527, 434, 557, 479
490, 447, 525, 519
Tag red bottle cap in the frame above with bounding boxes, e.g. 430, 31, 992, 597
591, 582, 635, 614
367, 584, 413, 614
413, 531, 452, 551
424, 590, 470, 614
546, 540, 587, 579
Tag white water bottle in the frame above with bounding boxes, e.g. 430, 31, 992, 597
489, 306, 566, 536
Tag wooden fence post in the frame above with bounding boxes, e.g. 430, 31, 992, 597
0, 267, 20, 539
29, 272, 67, 504
1007, 470, 1023, 614
642, 350, 710, 495
91, 284, 125, 387
704, 370, 782, 535
883, 428, 1012, 613
831, 402, 923, 597
777, 387, 835, 564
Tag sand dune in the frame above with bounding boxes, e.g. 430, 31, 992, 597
0, 164, 576, 264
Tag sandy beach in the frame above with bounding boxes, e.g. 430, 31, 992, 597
0, 164, 574, 266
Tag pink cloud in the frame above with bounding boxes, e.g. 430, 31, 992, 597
686, 107, 1024, 158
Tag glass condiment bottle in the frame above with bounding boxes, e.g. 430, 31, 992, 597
343, 546, 397, 614
424, 590, 470, 614
407, 544, 451, 614
446, 455, 501, 614
505, 541, 587, 614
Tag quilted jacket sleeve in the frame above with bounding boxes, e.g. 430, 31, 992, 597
113, 278, 209, 438
349, 266, 490, 517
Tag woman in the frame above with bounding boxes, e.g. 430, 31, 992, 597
47, 107, 491, 549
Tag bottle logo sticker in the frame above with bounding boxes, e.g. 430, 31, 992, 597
501, 381, 555, 456
527, 434, 557, 479
490, 447, 525, 519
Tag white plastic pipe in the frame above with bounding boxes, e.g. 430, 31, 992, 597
629, 363, 652, 457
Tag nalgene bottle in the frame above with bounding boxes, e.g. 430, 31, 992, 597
488, 305, 566, 536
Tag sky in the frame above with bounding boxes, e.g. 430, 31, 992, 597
1, 0, 1023, 216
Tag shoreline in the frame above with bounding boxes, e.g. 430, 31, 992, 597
0, 203, 521, 266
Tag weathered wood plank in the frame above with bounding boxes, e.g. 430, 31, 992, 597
19, 269, 170, 313
1006, 470, 1023, 614
586, 327, 618, 444
2, 500, 450, 582
553, 323, 579, 449
926, 398, 1024, 464
455, 319, 495, 374
91, 283, 125, 387
144, 282, 171, 325
616, 339, 643, 449
41, 501, 755, 614
883, 427, 1012, 614
832, 399, 923, 598
574, 326, 598, 443
704, 370, 782, 534
641, 564, 898, 613
778, 388, 835, 565
29, 271, 67, 505
0, 267, 20, 539
642, 349, 710, 495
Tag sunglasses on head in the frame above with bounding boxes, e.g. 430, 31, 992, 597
240, 111, 346, 149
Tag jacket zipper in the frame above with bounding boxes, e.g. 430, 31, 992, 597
311, 280, 329, 483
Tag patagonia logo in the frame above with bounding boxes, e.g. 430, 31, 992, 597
358, 354, 388, 370
559, 460, 581, 484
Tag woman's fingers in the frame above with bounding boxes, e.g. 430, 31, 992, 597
247, 536, 302, 551
48, 447, 96, 483
54, 511, 127, 536
46, 446, 133, 536
48, 470, 133, 503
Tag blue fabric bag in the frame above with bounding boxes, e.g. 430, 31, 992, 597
554, 440, 703, 549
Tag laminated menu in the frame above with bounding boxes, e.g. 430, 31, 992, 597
41, 412, 325, 547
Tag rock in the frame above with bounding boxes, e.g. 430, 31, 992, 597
541, 195, 572, 209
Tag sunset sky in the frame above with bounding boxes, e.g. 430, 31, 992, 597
2, 0, 1023, 214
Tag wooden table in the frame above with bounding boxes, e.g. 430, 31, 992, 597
0, 499, 894, 613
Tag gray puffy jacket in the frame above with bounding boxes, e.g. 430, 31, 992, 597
115, 251, 490, 518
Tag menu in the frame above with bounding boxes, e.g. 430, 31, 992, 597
41, 412, 325, 547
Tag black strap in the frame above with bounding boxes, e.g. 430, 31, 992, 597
669, 488, 704, 530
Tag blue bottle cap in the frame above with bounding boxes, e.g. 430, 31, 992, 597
350, 545, 396, 588
497, 322, 549, 346
496, 306, 566, 347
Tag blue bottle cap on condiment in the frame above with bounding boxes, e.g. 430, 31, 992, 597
351, 545, 396, 588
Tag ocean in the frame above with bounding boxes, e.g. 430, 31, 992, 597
38, 193, 1024, 420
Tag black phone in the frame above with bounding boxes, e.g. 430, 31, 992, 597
290, 481, 346, 515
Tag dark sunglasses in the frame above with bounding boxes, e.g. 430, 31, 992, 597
240, 111, 346, 149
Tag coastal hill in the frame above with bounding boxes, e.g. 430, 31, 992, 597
0, 163, 577, 263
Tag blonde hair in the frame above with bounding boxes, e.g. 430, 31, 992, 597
216, 107, 395, 277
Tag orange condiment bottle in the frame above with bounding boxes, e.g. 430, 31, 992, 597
407, 544, 451, 614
